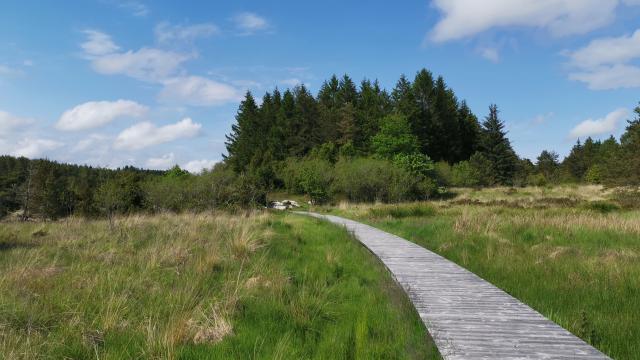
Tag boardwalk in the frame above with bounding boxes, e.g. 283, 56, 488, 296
300, 212, 611, 360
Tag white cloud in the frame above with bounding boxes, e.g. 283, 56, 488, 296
183, 159, 217, 173
429, 0, 619, 42
117, 1, 149, 17
159, 76, 242, 106
12, 138, 64, 158
72, 134, 110, 153
56, 100, 148, 131
0, 110, 34, 134
232, 12, 269, 34
0, 64, 18, 77
566, 29, 640, 89
114, 117, 202, 150
91, 48, 192, 82
569, 64, 640, 90
569, 108, 629, 139
530, 112, 554, 125
479, 47, 500, 63
81, 30, 120, 56
279, 78, 302, 87
155, 22, 219, 43
81, 30, 192, 82
146, 152, 175, 169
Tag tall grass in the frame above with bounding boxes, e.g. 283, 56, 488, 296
0, 212, 439, 359
326, 186, 640, 359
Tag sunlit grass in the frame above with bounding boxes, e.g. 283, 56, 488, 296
321, 186, 640, 359
0, 212, 438, 359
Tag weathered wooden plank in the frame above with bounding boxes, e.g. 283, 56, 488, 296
298, 212, 611, 360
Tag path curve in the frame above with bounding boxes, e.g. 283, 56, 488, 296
298, 212, 610, 360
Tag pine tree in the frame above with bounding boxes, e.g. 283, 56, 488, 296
392, 75, 420, 144
457, 100, 481, 161
480, 104, 518, 185
224, 91, 260, 172
412, 69, 435, 154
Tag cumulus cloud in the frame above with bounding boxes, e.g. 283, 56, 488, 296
146, 152, 175, 169
56, 100, 148, 131
232, 12, 269, 34
429, 0, 620, 42
569, 108, 629, 139
566, 29, 640, 90
81, 30, 192, 82
114, 118, 202, 150
0, 110, 34, 134
155, 22, 219, 43
12, 138, 64, 158
183, 159, 217, 173
159, 76, 242, 106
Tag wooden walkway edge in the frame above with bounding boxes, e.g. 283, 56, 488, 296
298, 212, 611, 360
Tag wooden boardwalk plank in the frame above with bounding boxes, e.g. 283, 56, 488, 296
299, 212, 611, 360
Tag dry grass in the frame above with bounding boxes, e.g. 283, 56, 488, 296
0, 212, 269, 359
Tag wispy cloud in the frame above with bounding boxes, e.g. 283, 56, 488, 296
479, 47, 500, 63
116, 1, 149, 17
232, 12, 270, 35
154, 22, 219, 44
428, 0, 622, 43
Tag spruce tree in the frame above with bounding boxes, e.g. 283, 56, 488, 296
412, 69, 435, 154
480, 104, 518, 185
224, 91, 260, 172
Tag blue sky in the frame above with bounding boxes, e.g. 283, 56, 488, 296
1, 0, 640, 171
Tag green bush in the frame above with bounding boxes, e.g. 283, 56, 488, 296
333, 158, 436, 203
371, 114, 419, 159
584, 201, 620, 213
282, 157, 333, 204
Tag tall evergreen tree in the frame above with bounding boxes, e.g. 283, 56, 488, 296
412, 69, 435, 154
457, 100, 481, 161
479, 104, 518, 185
224, 91, 260, 172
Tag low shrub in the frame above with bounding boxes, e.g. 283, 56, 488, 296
611, 188, 640, 209
584, 201, 620, 213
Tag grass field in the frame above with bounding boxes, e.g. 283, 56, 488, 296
0, 212, 439, 359
320, 185, 640, 359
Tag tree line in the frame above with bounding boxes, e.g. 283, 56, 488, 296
1, 68, 639, 219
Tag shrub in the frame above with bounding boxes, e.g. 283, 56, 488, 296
371, 114, 419, 159
433, 161, 453, 186
333, 158, 436, 203
584, 165, 603, 184
584, 201, 620, 213
282, 158, 333, 204
611, 188, 640, 209
451, 161, 478, 187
